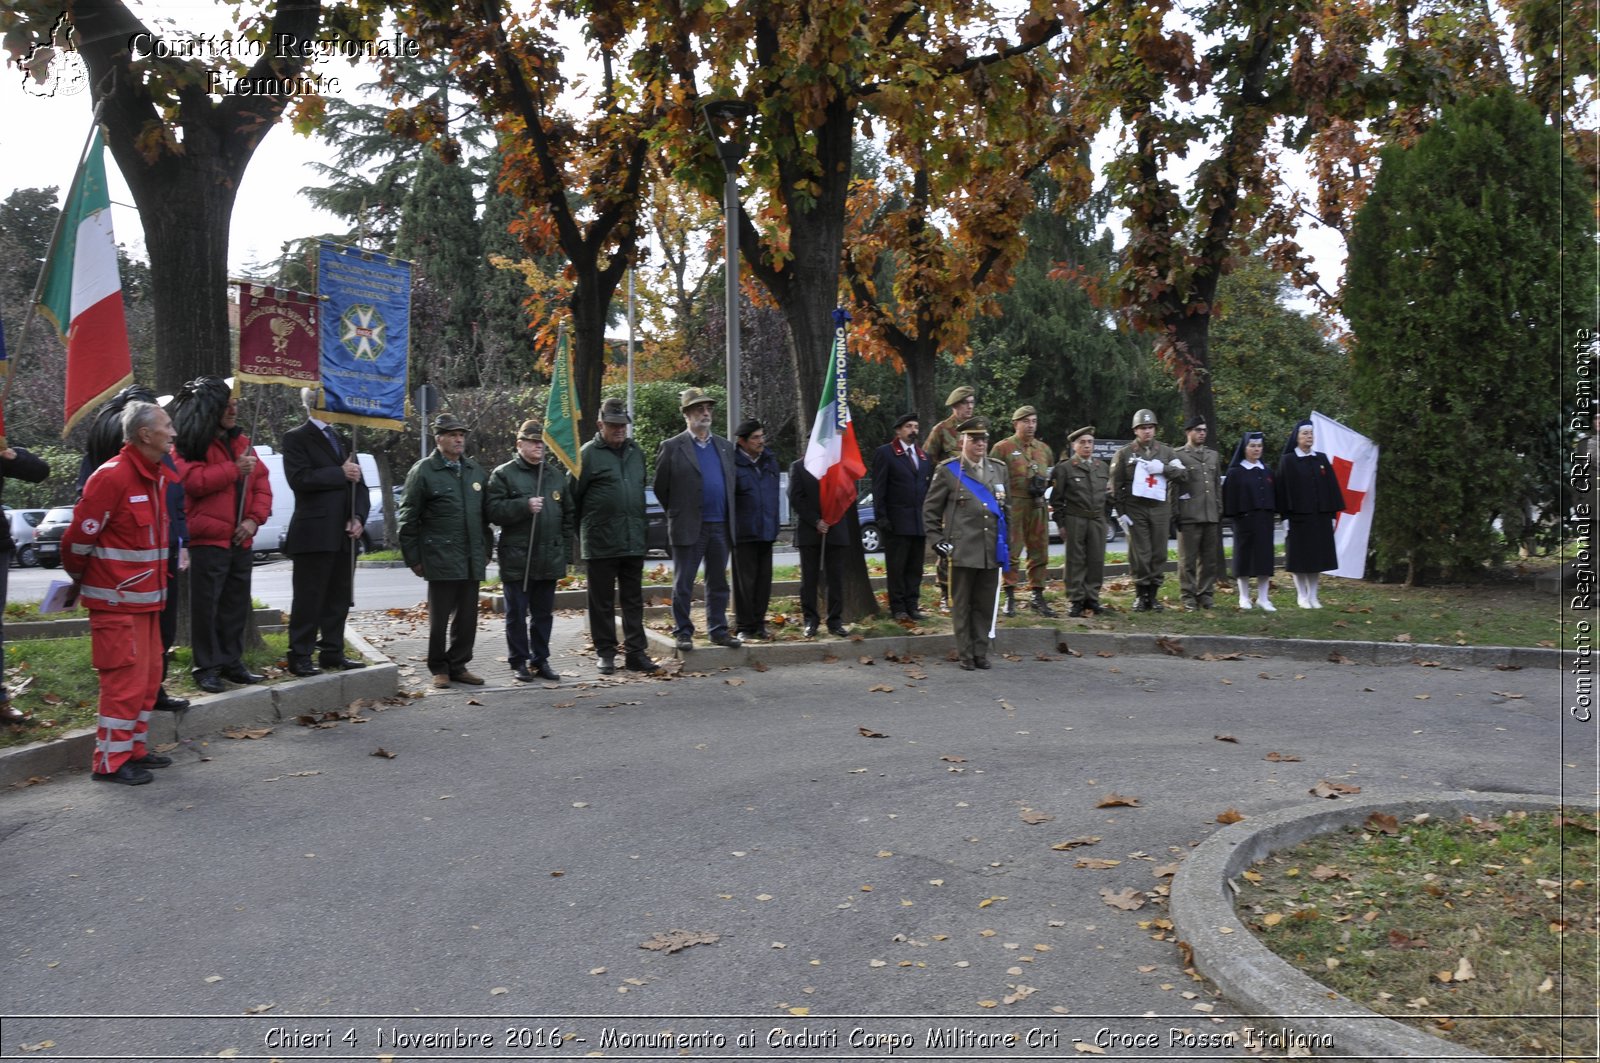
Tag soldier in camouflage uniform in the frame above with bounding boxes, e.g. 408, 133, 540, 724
922, 385, 975, 611
991, 406, 1056, 617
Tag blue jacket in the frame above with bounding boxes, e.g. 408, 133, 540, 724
870, 439, 933, 537
733, 446, 781, 543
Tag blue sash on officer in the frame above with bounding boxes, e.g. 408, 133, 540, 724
946, 459, 1010, 572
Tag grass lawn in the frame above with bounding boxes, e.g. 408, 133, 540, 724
1233, 808, 1598, 1059
2, 631, 294, 750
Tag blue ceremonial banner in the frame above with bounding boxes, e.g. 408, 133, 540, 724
316, 241, 410, 430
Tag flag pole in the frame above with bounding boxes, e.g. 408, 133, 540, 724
7, 102, 107, 417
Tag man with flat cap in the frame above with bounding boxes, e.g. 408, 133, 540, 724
572, 397, 658, 675
870, 412, 933, 621
398, 412, 493, 688
654, 387, 740, 652
1050, 426, 1110, 617
1174, 415, 1222, 610
923, 385, 975, 610
991, 405, 1056, 617
924, 416, 1009, 671
1110, 408, 1188, 611
489, 419, 574, 682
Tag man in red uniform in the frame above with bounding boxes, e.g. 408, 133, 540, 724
63, 401, 177, 786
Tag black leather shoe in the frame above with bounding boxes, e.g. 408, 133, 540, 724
129, 752, 173, 768
624, 655, 660, 673
287, 660, 322, 677
320, 656, 367, 670
974, 656, 991, 669
153, 687, 190, 711
893, 611, 912, 622
756, 626, 773, 640
675, 635, 694, 652
534, 661, 561, 681
196, 670, 226, 694
709, 633, 742, 648
958, 658, 976, 671
827, 623, 850, 638
803, 621, 818, 638
94, 762, 153, 786
596, 657, 616, 675
1067, 602, 1085, 618
221, 666, 264, 684
909, 609, 929, 621
511, 662, 536, 682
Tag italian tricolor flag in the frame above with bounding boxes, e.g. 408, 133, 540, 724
39, 129, 132, 435
802, 310, 866, 525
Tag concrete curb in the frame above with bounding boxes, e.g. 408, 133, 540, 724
1169, 790, 1566, 1063
7, 606, 284, 641
0, 627, 398, 788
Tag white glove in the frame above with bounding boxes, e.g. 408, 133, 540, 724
1166, 460, 1185, 474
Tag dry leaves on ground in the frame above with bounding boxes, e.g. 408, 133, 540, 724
1216, 808, 1246, 824
1214, 734, 1239, 744
1099, 887, 1147, 911
1095, 793, 1141, 808
868, 684, 894, 693
858, 726, 887, 738
222, 727, 272, 740
1076, 858, 1122, 869
1364, 812, 1400, 835
638, 930, 719, 954
370, 748, 397, 759
1019, 809, 1054, 825
1263, 751, 1302, 762
1052, 836, 1101, 851
1309, 780, 1362, 799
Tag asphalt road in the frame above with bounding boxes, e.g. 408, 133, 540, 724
0, 611, 1580, 1061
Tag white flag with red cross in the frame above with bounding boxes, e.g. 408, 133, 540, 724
1311, 411, 1379, 579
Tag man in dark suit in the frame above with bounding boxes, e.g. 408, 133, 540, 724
787, 461, 859, 638
653, 388, 741, 652
870, 412, 933, 622
282, 389, 370, 676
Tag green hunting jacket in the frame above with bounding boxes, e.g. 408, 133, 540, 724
488, 455, 574, 582
397, 451, 492, 581
570, 437, 647, 560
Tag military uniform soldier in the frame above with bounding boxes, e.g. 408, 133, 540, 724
922, 385, 976, 610
924, 417, 1008, 671
1050, 426, 1110, 617
991, 405, 1055, 617
1174, 416, 1222, 610
1109, 408, 1188, 611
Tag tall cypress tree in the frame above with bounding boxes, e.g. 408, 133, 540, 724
1346, 90, 1595, 583
395, 149, 484, 385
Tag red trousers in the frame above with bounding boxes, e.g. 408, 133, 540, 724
90, 611, 162, 774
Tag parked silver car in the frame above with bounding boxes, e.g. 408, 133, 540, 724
4, 507, 49, 567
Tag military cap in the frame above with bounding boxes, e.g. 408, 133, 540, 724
679, 387, 717, 411
956, 416, 991, 435
1131, 408, 1159, 429
1067, 425, 1095, 443
598, 397, 632, 424
431, 412, 469, 433
517, 419, 544, 440
892, 412, 919, 429
1012, 405, 1037, 422
944, 385, 975, 407
1184, 415, 1208, 431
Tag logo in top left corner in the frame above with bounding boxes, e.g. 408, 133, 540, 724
19, 13, 88, 98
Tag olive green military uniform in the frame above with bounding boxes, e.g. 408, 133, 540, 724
1050, 450, 1109, 613
924, 448, 1007, 668
1174, 441, 1222, 608
922, 386, 973, 606
1110, 418, 1187, 607
991, 433, 1053, 591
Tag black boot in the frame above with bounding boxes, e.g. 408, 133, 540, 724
1030, 589, 1057, 617
1132, 590, 1151, 612
1003, 587, 1018, 617
1067, 601, 1085, 618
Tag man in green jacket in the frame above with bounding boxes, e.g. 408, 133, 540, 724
571, 398, 658, 675
489, 419, 574, 683
398, 412, 492, 688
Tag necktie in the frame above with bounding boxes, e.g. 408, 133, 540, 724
908, 447, 918, 470
323, 425, 342, 458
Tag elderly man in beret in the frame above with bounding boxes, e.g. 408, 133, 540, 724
654, 388, 742, 653
1050, 426, 1111, 617
398, 412, 493, 688
991, 405, 1057, 617
922, 385, 976, 611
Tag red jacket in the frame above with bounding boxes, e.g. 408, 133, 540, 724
179, 432, 272, 548
62, 444, 170, 613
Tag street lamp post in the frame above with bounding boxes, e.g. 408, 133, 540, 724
701, 99, 756, 438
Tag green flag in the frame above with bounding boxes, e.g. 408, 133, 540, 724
543, 329, 582, 478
